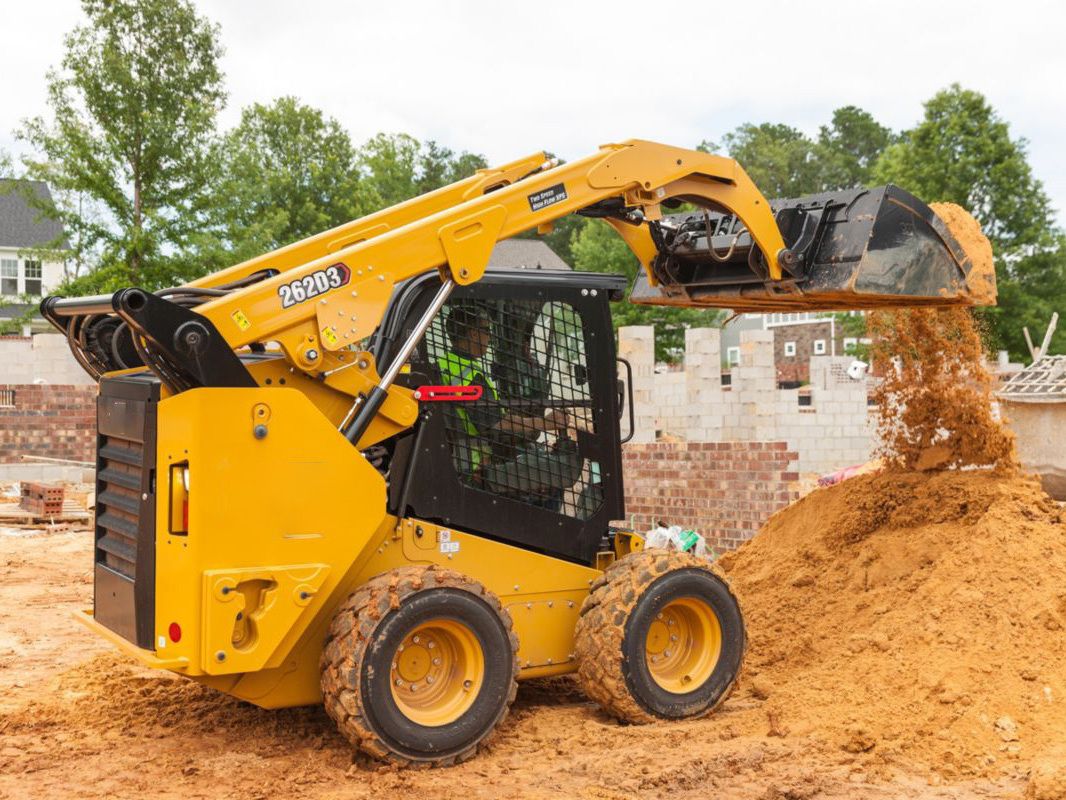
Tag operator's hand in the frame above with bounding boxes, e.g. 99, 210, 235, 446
545, 408, 569, 431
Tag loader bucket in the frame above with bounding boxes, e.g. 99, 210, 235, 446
632, 185, 995, 312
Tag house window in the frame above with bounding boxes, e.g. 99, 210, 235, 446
1, 259, 18, 296
813, 339, 827, 355
843, 336, 858, 353
727, 346, 740, 366
23, 260, 42, 296
783, 341, 796, 357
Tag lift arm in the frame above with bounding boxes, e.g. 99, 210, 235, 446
192, 140, 786, 364
43, 140, 788, 406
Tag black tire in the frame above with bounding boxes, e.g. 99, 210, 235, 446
320, 566, 518, 766
574, 549, 746, 724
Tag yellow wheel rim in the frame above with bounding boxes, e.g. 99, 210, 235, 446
645, 597, 722, 694
389, 618, 484, 727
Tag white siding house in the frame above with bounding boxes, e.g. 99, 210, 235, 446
0, 180, 68, 334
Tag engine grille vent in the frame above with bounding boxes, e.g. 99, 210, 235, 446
96, 436, 145, 579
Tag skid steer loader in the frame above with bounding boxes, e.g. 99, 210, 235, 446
42, 140, 993, 766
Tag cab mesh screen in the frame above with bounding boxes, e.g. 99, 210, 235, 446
422, 298, 603, 519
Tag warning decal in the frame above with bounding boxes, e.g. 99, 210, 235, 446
231, 309, 251, 331
527, 183, 568, 212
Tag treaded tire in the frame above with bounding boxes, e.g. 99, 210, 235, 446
320, 565, 519, 766
574, 549, 746, 724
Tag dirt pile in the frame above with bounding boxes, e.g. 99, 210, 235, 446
720, 468, 1066, 780
718, 260, 1061, 783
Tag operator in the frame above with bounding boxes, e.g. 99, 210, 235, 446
437, 305, 583, 504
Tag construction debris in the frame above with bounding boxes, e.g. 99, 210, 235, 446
0, 481, 91, 527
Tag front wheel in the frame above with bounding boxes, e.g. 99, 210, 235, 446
320, 566, 518, 766
574, 549, 746, 723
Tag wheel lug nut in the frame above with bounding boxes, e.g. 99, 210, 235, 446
667, 619, 674, 626
433, 658, 441, 666
670, 635, 678, 642
463, 679, 472, 689
395, 679, 403, 687
426, 676, 434, 684
412, 635, 420, 644
664, 650, 672, 658
427, 641, 435, 649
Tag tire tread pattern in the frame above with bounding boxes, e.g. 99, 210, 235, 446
573, 548, 746, 724
320, 565, 519, 766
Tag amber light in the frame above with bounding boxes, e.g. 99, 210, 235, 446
169, 463, 189, 535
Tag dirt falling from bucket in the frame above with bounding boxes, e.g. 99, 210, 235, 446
867, 306, 1017, 472
865, 199, 1013, 472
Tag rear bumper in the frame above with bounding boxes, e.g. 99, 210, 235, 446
72, 609, 188, 670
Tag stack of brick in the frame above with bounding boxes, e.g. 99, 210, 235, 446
621, 441, 799, 552
0, 384, 96, 464
19, 481, 64, 515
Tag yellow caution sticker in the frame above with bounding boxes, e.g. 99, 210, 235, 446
321, 325, 339, 347
231, 309, 251, 331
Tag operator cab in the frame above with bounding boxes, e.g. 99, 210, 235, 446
379, 269, 629, 564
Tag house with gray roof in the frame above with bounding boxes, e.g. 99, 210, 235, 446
1, 180, 69, 334
487, 238, 570, 271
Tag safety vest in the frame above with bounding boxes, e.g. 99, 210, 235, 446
437, 353, 498, 468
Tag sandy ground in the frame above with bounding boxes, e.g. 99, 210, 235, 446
0, 525, 1025, 800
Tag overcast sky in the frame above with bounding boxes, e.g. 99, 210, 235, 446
3, 0, 1065, 228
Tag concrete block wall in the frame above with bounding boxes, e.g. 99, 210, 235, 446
621, 441, 800, 551
623, 326, 874, 477
0, 334, 95, 385
618, 326, 656, 443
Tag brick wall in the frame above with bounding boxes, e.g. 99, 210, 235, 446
0, 384, 96, 464
772, 321, 843, 383
621, 441, 799, 552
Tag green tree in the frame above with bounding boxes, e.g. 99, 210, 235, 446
993, 244, 1066, 358
814, 106, 895, 190
874, 84, 1055, 254
702, 108, 893, 197
571, 220, 721, 362
191, 97, 372, 269
701, 124, 820, 197
533, 215, 589, 266
873, 84, 1065, 358
357, 133, 488, 209
19, 0, 225, 293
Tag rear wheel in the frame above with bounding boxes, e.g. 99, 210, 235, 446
320, 566, 518, 766
574, 549, 745, 723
